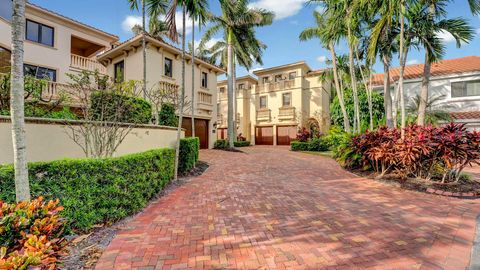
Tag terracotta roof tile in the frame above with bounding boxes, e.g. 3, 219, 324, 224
372, 56, 480, 86
451, 111, 480, 120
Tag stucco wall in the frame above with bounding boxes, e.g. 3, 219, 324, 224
0, 117, 183, 164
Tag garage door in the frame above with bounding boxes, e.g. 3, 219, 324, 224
182, 118, 209, 149
277, 126, 297, 145
255, 126, 274, 145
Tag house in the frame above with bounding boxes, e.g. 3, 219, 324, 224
217, 61, 331, 145
97, 34, 225, 149
0, 0, 119, 96
371, 56, 480, 129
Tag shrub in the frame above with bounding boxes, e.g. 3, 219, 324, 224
323, 126, 349, 150
291, 141, 310, 151
179, 137, 200, 173
234, 141, 250, 147
158, 103, 178, 127
0, 149, 174, 231
0, 197, 67, 270
90, 92, 152, 124
296, 127, 310, 142
308, 138, 329, 152
214, 139, 228, 149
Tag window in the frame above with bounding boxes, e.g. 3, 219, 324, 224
259, 96, 267, 109
164, 57, 173, 77
0, 46, 11, 73
201, 72, 208, 88
282, 93, 292, 107
452, 80, 480, 98
275, 74, 282, 82
219, 87, 225, 93
26, 20, 54, 47
289, 72, 296, 80
114, 61, 125, 82
262, 77, 269, 83
23, 64, 56, 81
0, 0, 12, 21
238, 83, 244, 90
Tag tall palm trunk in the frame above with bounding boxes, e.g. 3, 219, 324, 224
347, 35, 361, 133
191, 19, 195, 139
11, 0, 30, 202
383, 55, 393, 128
142, 0, 147, 99
329, 42, 351, 133
232, 55, 237, 140
226, 30, 234, 149
399, 1, 406, 138
355, 48, 373, 130
174, 6, 186, 181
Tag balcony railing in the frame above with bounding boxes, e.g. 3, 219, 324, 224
197, 90, 213, 111
70, 54, 107, 74
278, 106, 296, 121
258, 79, 295, 92
256, 108, 271, 122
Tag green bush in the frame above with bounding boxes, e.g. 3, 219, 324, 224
308, 138, 329, 152
90, 92, 152, 124
214, 139, 228, 149
291, 141, 310, 151
158, 103, 178, 127
179, 137, 200, 173
234, 141, 250, 147
323, 126, 351, 151
0, 149, 174, 231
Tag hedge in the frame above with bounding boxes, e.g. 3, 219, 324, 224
234, 141, 251, 147
214, 139, 228, 149
291, 141, 310, 151
0, 143, 199, 231
90, 92, 152, 124
308, 138, 329, 151
158, 103, 178, 127
179, 137, 200, 173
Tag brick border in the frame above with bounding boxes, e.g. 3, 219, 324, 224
426, 188, 480, 198
470, 215, 480, 269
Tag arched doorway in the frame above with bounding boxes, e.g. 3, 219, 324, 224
307, 118, 320, 138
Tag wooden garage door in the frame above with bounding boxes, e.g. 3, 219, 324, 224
182, 118, 209, 149
217, 128, 227, 140
255, 126, 274, 145
277, 126, 297, 145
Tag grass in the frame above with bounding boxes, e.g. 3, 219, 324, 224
300, 151, 334, 158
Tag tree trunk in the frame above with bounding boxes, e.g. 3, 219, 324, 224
232, 55, 237, 141
355, 48, 373, 130
399, 1, 406, 138
191, 19, 195, 139
142, 0, 147, 99
348, 41, 361, 133
383, 55, 393, 128
417, 51, 431, 126
393, 82, 400, 128
174, 6, 186, 181
11, 0, 30, 202
227, 31, 234, 149
329, 42, 351, 133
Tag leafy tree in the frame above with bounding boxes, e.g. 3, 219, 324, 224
158, 103, 178, 127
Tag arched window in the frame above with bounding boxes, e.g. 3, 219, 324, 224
0, 46, 11, 73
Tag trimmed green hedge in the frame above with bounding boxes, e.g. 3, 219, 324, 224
91, 92, 152, 124
0, 149, 174, 231
308, 138, 329, 151
214, 139, 228, 149
234, 141, 251, 147
179, 137, 200, 173
291, 141, 310, 151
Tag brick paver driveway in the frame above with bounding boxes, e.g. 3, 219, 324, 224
96, 146, 480, 270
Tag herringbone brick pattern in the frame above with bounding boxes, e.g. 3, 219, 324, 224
95, 146, 480, 270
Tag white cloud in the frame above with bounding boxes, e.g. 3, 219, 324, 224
476, 28, 480, 34
160, 12, 194, 35
122, 15, 142, 33
407, 59, 419, 65
248, 0, 307, 20
317, 55, 327, 63
437, 30, 455, 43
315, 5, 326, 14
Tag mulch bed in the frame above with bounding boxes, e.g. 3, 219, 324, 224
60, 161, 209, 270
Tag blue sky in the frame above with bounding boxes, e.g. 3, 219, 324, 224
31, 0, 480, 77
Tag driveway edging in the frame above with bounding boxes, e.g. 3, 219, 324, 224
470, 215, 480, 270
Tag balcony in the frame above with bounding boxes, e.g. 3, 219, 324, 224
256, 108, 271, 122
257, 79, 295, 93
197, 90, 213, 112
278, 107, 296, 121
70, 54, 106, 74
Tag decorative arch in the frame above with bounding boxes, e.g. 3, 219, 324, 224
307, 118, 320, 138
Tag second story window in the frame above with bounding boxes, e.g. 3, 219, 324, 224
201, 72, 208, 88
275, 74, 282, 82
114, 60, 125, 83
289, 72, 296, 80
0, 46, 11, 73
219, 87, 225, 93
24, 64, 56, 81
282, 93, 292, 107
164, 57, 173, 77
262, 77, 269, 83
26, 19, 54, 47
238, 83, 244, 90
0, 0, 12, 21
259, 96, 267, 109
452, 80, 480, 98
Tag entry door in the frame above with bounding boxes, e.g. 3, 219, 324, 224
277, 126, 297, 145
182, 118, 209, 149
255, 126, 274, 145
217, 128, 227, 140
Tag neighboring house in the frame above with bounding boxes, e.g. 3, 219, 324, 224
217, 61, 331, 146
0, 0, 119, 100
371, 56, 480, 129
97, 34, 225, 149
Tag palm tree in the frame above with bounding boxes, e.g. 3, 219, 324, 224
299, 10, 351, 133
407, 94, 452, 125
128, 0, 147, 98
11, 0, 30, 202
200, 0, 273, 149
416, 0, 474, 126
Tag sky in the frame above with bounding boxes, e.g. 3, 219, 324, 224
30, 0, 480, 77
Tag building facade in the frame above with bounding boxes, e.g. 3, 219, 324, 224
217, 62, 331, 145
371, 56, 480, 130
97, 35, 224, 149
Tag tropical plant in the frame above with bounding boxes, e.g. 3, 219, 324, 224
199, 0, 273, 149
406, 94, 452, 125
